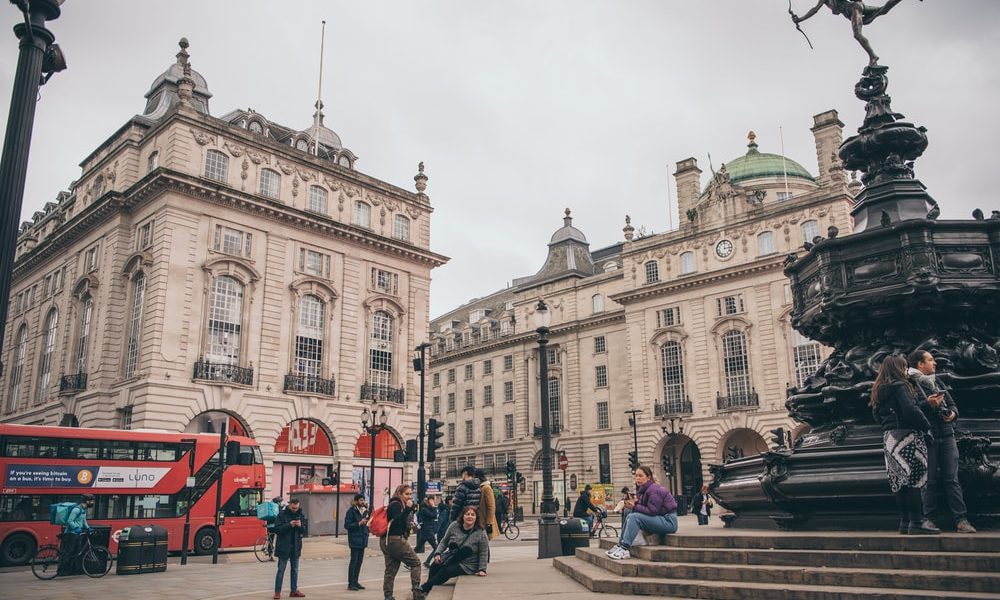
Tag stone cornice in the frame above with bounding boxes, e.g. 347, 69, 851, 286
610, 255, 787, 305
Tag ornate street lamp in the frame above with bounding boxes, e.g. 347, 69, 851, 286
360, 404, 389, 505
0, 0, 66, 371
532, 299, 560, 558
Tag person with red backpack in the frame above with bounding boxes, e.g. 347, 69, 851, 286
378, 485, 424, 600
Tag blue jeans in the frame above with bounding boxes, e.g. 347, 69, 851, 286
581, 515, 594, 534
620, 512, 677, 547
275, 555, 299, 593
921, 435, 968, 523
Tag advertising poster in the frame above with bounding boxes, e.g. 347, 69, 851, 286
4, 464, 170, 489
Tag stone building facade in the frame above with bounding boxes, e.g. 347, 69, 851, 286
0, 41, 447, 500
427, 111, 856, 511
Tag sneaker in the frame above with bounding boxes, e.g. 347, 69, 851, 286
290, 592, 306, 598
605, 544, 620, 557
608, 546, 631, 560
957, 520, 977, 534
908, 520, 941, 535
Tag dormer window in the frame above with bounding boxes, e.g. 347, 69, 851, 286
248, 121, 264, 135
295, 139, 310, 152
337, 155, 352, 169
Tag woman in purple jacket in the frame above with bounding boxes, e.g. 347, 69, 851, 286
606, 465, 678, 560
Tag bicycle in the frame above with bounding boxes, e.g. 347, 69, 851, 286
591, 510, 618, 539
500, 516, 520, 540
253, 529, 276, 562
32, 529, 113, 580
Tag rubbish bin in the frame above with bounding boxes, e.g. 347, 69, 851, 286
558, 518, 590, 556
116, 525, 168, 575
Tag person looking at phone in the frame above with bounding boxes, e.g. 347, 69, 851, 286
344, 494, 369, 591
419, 505, 488, 595
273, 498, 309, 598
907, 350, 977, 534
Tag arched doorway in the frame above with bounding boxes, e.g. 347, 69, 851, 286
717, 427, 767, 462
272, 419, 337, 500
530, 448, 565, 515
679, 441, 703, 505
353, 429, 403, 506
658, 435, 701, 509
59, 413, 79, 427
184, 410, 252, 437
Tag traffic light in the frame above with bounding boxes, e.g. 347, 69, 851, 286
660, 453, 671, 476
427, 418, 445, 463
516, 471, 525, 484
628, 450, 639, 471
770, 427, 787, 450
505, 460, 516, 480
405, 438, 418, 462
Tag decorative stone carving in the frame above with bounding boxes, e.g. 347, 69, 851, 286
190, 129, 216, 146
246, 149, 268, 165
223, 142, 244, 157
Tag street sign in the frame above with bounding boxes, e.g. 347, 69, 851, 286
558, 454, 568, 471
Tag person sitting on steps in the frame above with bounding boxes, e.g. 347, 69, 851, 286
606, 466, 678, 560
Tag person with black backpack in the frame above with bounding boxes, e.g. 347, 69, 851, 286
57, 494, 94, 576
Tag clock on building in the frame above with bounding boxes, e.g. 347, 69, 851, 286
715, 239, 734, 259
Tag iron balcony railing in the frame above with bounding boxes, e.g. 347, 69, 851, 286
59, 372, 88, 393
284, 373, 336, 396
655, 398, 693, 417
360, 382, 405, 405
532, 424, 561, 438
193, 358, 254, 386
716, 389, 759, 411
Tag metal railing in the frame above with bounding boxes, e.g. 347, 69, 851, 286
193, 359, 254, 386
360, 382, 405, 405
283, 373, 336, 396
655, 398, 693, 417
532, 424, 561, 438
716, 390, 759, 411
59, 372, 88, 393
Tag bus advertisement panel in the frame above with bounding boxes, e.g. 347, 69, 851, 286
0, 424, 267, 566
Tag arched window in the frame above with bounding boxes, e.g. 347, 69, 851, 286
393, 214, 410, 241
204, 149, 229, 182
792, 330, 822, 388
660, 341, 687, 409
295, 295, 324, 378
36, 309, 59, 402
295, 139, 310, 152
76, 296, 93, 374
722, 330, 751, 399
259, 168, 280, 199
308, 185, 327, 213
801, 220, 820, 245
680, 251, 696, 274
147, 151, 159, 173
353, 201, 371, 228
206, 275, 244, 366
592, 294, 604, 313
758, 231, 776, 256
6, 325, 28, 412
248, 121, 264, 135
368, 310, 393, 388
645, 261, 659, 284
124, 272, 146, 377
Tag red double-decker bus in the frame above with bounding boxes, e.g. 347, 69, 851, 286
0, 424, 267, 566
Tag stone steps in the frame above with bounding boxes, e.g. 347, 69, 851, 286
553, 555, 1000, 600
554, 534, 1000, 598
574, 547, 1000, 594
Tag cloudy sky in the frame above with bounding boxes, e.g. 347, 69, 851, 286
2, 1, 998, 317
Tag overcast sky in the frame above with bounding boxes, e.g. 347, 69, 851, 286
2, 1, 998, 317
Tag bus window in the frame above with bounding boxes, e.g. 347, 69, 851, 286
252, 447, 264, 464
135, 442, 180, 462
132, 494, 176, 519
61, 439, 101, 460
222, 488, 262, 517
101, 440, 137, 461
0, 495, 77, 521
3, 437, 59, 458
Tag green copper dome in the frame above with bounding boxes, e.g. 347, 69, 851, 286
706, 133, 815, 192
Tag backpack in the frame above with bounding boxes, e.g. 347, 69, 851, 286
50, 502, 80, 526
368, 504, 389, 537
257, 501, 279, 521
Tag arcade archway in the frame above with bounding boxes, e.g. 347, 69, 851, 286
272, 418, 338, 500
184, 410, 252, 437
717, 427, 767, 462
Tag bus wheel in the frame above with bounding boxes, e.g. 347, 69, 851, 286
1, 533, 37, 566
193, 528, 219, 555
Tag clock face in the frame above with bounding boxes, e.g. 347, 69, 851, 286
716, 239, 734, 258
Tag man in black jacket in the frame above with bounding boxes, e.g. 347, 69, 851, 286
415, 496, 438, 553
273, 498, 308, 599
449, 466, 481, 521
907, 350, 977, 534
343, 494, 369, 591
573, 485, 601, 535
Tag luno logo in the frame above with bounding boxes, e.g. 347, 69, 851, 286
76, 469, 94, 485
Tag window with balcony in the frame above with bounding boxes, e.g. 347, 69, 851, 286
206, 275, 244, 367
75, 297, 93, 375
660, 341, 689, 413
293, 294, 325, 379
368, 310, 394, 390
124, 273, 146, 378
722, 330, 751, 399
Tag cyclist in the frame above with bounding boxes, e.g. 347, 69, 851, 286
572, 485, 601, 537
57, 494, 95, 575
265, 496, 282, 555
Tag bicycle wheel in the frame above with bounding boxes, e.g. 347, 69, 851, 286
253, 536, 272, 562
82, 546, 112, 578
503, 523, 520, 540
599, 524, 618, 539
31, 545, 60, 580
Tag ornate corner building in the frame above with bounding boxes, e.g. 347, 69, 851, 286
427, 111, 855, 509
0, 40, 448, 499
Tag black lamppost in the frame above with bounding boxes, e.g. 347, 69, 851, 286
560, 449, 568, 518
625, 409, 642, 470
180, 437, 196, 566
663, 416, 684, 500
413, 342, 431, 503
532, 299, 560, 559
360, 405, 388, 505
0, 0, 65, 371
